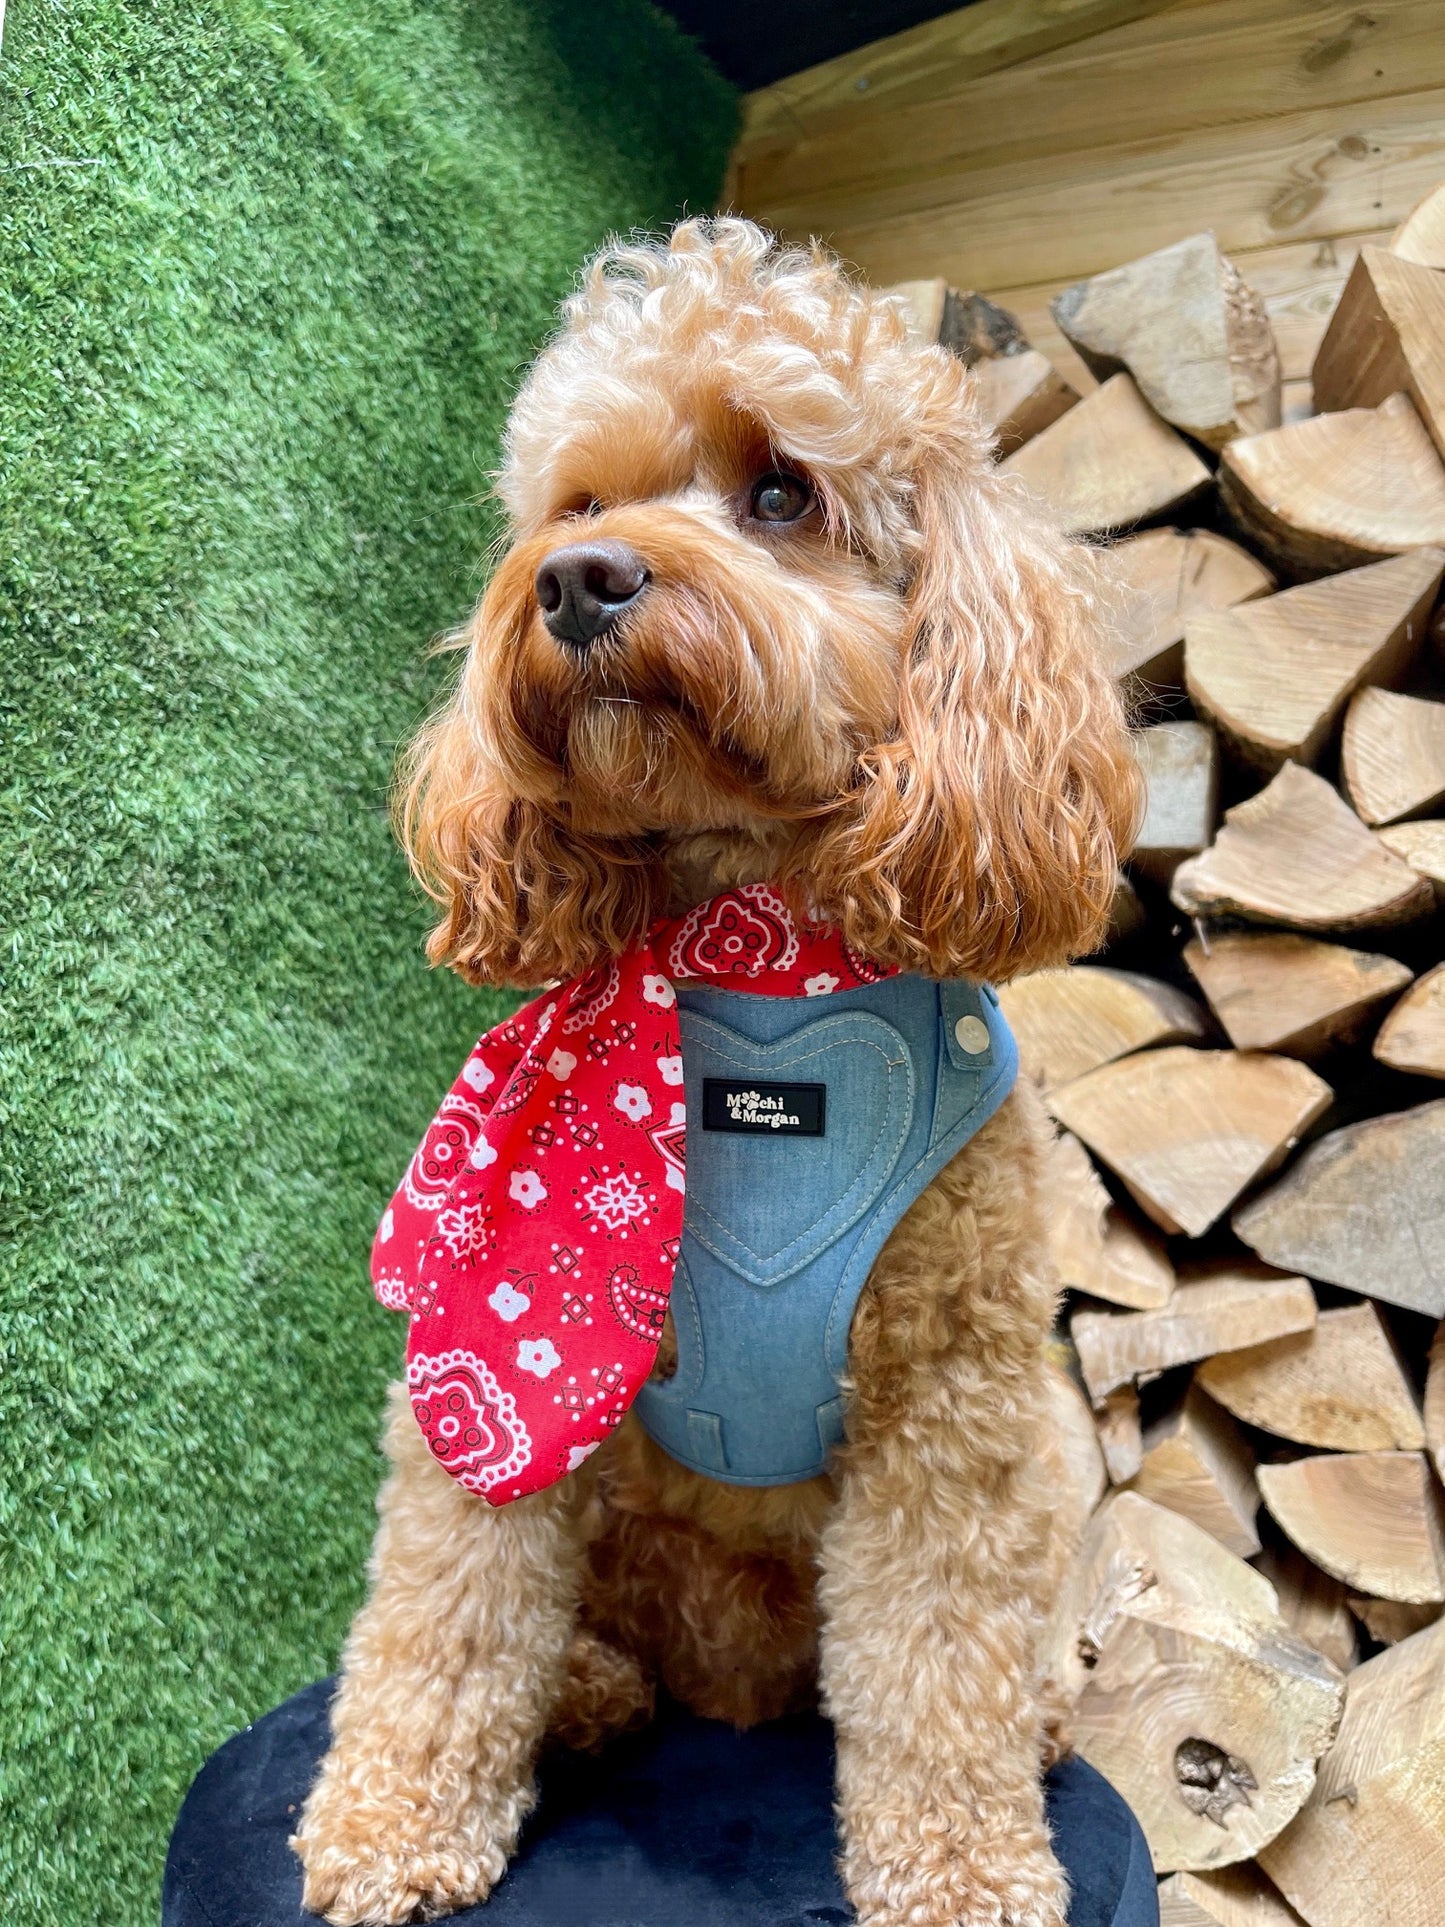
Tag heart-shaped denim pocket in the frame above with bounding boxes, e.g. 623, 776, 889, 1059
677, 1008, 914, 1287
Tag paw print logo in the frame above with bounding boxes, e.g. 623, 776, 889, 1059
803, 971, 840, 997
517, 1337, 562, 1379
657, 1054, 684, 1086
613, 1082, 652, 1123
461, 1056, 496, 1092
547, 1048, 577, 1080
488, 1280, 530, 1323
641, 973, 676, 1009
509, 1168, 547, 1209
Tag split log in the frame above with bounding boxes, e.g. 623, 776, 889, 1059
1182, 932, 1413, 1060
1047, 1047, 1332, 1238
1392, 182, 1445, 270
1097, 1384, 1144, 1484
1044, 1364, 1109, 1544
1312, 247, 1445, 462
972, 348, 1079, 456
1256, 1453, 1445, 1605
1260, 1615, 1445, 1927
1342, 686, 1445, 825
1374, 965, 1445, 1080
1127, 1384, 1262, 1557
1102, 527, 1273, 690
1131, 722, 1218, 884
1196, 1302, 1425, 1454
999, 965, 1207, 1094
1378, 819, 1445, 899
1071, 1268, 1316, 1405
1171, 764, 1435, 933
1051, 232, 1280, 451
1234, 1100, 1445, 1319
1041, 1492, 1344, 1873
1159, 1865, 1308, 1927
1048, 1129, 1176, 1313
1426, 1323, 1445, 1487
1219, 392, 1445, 578
1254, 1544, 1358, 1677
1184, 548, 1444, 770
1002, 372, 1211, 538
1348, 1597, 1442, 1647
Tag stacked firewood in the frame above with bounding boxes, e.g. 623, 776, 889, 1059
898, 183, 1445, 1927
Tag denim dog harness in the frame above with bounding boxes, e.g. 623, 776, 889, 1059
634, 975, 1018, 1485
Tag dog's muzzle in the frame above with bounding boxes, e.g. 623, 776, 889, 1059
535, 538, 650, 648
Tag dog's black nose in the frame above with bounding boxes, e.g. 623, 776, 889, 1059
535, 539, 649, 647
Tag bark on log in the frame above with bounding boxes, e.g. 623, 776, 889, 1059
1047, 1047, 1332, 1238
1182, 932, 1413, 1060
1234, 1101, 1445, 1318
1184, 548, 1444, 771
1051, 233, 1281, 451
1171, 764, 1435, 932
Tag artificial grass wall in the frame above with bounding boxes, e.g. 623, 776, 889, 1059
0, 4, 734, 1917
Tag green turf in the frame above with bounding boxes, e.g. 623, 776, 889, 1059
0, 4, 733, 1916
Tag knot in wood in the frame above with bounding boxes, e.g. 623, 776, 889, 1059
1174, 1737, 1258, 1827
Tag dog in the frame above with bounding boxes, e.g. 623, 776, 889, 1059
293, 217, 1138, 1927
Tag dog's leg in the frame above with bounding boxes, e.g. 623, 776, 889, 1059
293, 1383, 585, 1925
819, 1097, 1070, 1927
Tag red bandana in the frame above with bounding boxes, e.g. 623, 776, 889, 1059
373, 885, 895, 1504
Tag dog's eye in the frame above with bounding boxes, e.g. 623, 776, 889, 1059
748, 471, 812, 525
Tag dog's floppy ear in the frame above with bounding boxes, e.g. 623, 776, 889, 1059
399, 692, 663, 988
801, 357, 1140, 983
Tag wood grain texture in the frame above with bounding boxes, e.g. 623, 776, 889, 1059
1258, 1453, 1445, 1604
1047, 1129, 1176, 1313
1159, 1864, 1308, 1927
1393, 181, 1445, 268
1426, 1322, 1445, 1486
1260, 1615, 1445, 1927
1379, 819, 1445, 896
1041, 1491, 1344, 1873
1218, 393, 1445, 578
1001, 371, 1211, 536
1000, 964, 1208, 1094
1342, 686, 1445, 826
1374, 964, 1445, 1081
1096, 1382, 1145, 1483
1052, 232, 1280, 449
971, 347, 1079, 453
1103, 528, 1273, 689
1312, 245, 1445, 459
1184, 548, 1445, 770
1127, 1383, 1262, 1557
1171, 763, 1436, 932
1071, 1269, 1317, 1404
1255, 1543, 1358, 1677
1197, 1302, 1426, 1453
1235, 1100, 1445, 1318
1132, 722, 1219, 883
1182, 932, 1413, 1059
1049, 1046, 1332, 1237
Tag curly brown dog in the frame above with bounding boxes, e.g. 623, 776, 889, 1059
294, 217, 1138, 1927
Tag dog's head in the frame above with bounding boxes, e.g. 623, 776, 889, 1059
405, 219, 1139, 987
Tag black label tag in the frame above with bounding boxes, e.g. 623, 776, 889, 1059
702, 1078, 826, 1137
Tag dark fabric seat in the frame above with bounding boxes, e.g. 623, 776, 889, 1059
164, 1679, 1159, 1927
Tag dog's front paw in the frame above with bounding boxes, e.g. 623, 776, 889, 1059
293, 1776, 513, 1924
846, 1825, 1069, 1927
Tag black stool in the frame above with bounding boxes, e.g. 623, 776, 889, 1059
164, 1679, 1158, 1927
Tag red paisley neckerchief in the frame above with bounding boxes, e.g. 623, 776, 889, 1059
373, 884, 895, 1504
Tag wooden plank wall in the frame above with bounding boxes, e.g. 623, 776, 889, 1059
727, 0, 1445, 414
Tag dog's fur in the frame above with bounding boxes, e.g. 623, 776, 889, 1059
294, 219, 1139, 1927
